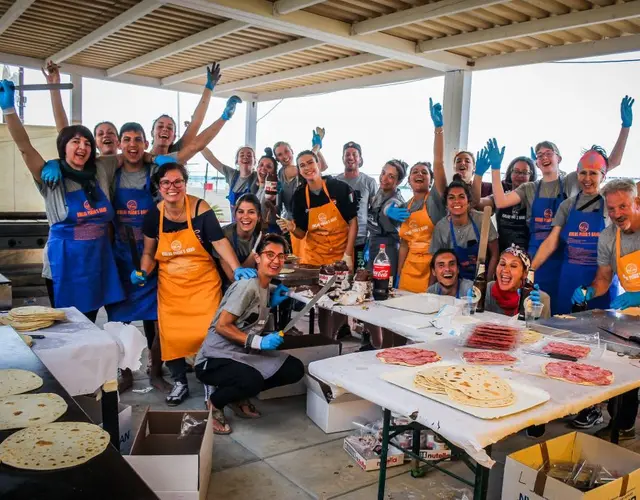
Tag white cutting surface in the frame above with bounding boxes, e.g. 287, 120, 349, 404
308, 336, 640, 468
7, 308, 146, 396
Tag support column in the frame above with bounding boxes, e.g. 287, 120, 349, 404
442, 70, 472, 180
70, 74, 82, 125
244, 100, 257, 150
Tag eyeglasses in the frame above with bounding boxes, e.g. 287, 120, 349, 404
262, 251, 286, 262
537, 151, 556, 159
512, 169, 531, 176
159, 179, 185, 189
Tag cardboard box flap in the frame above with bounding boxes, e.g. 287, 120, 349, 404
198, 411, 214, 500
305, 374, 361, 403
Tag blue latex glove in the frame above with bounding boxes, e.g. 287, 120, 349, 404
529, 284, 541, 305
154, 155, 175, 166
475, 148, 491, 176
611, 291, 640, 310
571, 285, 594, 304
130, 270, 147, 286
222, 95, 242, 121
486, 138, 505, 171
0, 79, 16, 112
429, 97, 443, 128
530, 146, 537, 162
205, 62, 221, 91
621, 95, 634, 128
271, 283, 289, 307
41, 159, 62, 189
260, 332, 284, 350
386, 203, 410, 222
312, 130, 323, 150
234, 267, 257, 281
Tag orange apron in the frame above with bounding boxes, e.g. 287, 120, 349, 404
398, 196, 436, 293
301, 181, 349, 266
616, 228, 640, 292
155, 196, 222, 361
290, 233, 306, 260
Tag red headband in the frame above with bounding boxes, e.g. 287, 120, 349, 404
577, 150, 607, 175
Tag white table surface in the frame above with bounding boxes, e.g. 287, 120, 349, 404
309, 336, 640, 468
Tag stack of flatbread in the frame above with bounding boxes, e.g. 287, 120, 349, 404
0, 306, 66, 331
414, 365, 515, 408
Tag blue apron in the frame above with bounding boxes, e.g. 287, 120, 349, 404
226, 170, 251, 220
105, 169, 158, 322
48, 184, 125, 313
556, 194, 620, 314
450, 217, 480, 281
528, 178, 566, 315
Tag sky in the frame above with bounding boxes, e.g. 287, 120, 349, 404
5, 49, 639, 185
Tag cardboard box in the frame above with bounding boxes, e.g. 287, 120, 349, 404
343, 435, 405, 471
502, 431, 640, 500
419, 448, 452, 461
306, 374, 382, 433
124, 409, 213, 500
259, 335, 341, 400
74, 395, 133, 454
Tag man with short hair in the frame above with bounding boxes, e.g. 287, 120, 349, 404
570, 178, 640, 439
336, 142, 377, 269
427, 249, 474, 298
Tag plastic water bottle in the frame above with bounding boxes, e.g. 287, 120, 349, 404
372, 244, 391, 301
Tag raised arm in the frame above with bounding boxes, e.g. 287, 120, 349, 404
311, 128, 329, 172
1, 81, 46, 182
472, 148, 493, 209
486, 139, 521, 209
608, 95, 634, 170
42, 62, 69, 132
530, 226, 562, 270
179, 63, 219, 148
429, 98, 447, 196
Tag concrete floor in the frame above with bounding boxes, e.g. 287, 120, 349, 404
96, 312, 639, 500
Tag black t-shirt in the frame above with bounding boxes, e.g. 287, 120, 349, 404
291, 176, 358, 232
142, 201, 225, 256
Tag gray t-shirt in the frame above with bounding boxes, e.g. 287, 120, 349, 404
277, 168, 303, 219
514, 171, 578, 221
597, 224, 640, 276
429, 210, 498, 254
335, 172, 377, 246
552, 193, 607, 228
213, 223, 256, 262
427, 278, 474, 298
223, 164, 259, 197
484, 281, 551, 319
405, 189, 446, 225
367, 189, 405, 239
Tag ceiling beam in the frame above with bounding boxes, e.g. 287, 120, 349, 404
161, 37, 323, 86
106, 20, 248, 77
258, 66, 440, 101
215, 53, 385, 92
170, 0, 467, 71
48, 0, 163, 63
273, 0, 325, 15
0, 0, 36, 37
0, 51, 257, 101
351, 0, 503, 36
473, 33, 640, 70
419, 1, 640, 53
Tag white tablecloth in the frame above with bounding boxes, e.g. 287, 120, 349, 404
308, 337, 640, 468
25, 308, 146, 396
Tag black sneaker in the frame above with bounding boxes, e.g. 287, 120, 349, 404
336, 323, 351, 339
358, 331, 375, 352
525, 425, 546, 439
595, 425, 636, 441
166, 382, 189, 406
570, 406, 604, 429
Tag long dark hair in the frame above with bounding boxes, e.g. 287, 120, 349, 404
504, 156, 537, 190
56, 125, 97, 167
152, 162, 189, 186
235, 193, 263, 240
259, 147, 278, 172
445, 175, 473, 203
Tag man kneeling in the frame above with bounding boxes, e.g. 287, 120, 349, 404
195, 233, 304, 434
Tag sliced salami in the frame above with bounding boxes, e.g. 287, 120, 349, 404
462, 351, 517, 365
542, 341, 591, 359
464, 323, 519, 351
376, 347, 441, 366
542, 361, 613, 386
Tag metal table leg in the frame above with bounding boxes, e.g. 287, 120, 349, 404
473, 445, 491, 500
101, 382, 120, 451
610, 395, 622, 444
377, 409, 392, 500
309, 306, 315, 335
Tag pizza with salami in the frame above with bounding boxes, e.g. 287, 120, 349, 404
542, 361, 613, 386
376, 347, 441, 366
462, 351, 518, 365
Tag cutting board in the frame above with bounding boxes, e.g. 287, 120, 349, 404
380, 366, 550, 419
380, 293, 462, 315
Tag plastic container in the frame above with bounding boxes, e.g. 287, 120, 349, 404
458, 321, 524, 351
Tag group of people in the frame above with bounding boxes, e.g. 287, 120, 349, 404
1, 61, 639, 437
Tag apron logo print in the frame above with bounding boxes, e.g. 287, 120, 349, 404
543, 208, 553, 219
409, 220, 419, 230
579, 222, 589, 233
512, 207, 519, 215
318, 213, 327, 224
83, 200, 91, 210
627, 263, 638, 276
171, 240, 182, 252
127, 200, 138, 211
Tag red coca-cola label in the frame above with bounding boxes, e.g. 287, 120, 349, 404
373, 263, 390, 280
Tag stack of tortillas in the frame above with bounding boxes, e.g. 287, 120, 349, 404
414, 365, 515, 408
0, 306, 66, 331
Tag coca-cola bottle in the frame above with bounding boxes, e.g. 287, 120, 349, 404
372, 244, 391, 301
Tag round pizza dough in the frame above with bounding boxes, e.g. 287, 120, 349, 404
0, 393, 68, 430
0, 422, 110, 470
0, 369, 43, 397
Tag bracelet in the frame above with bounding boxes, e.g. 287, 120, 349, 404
434, 129, 444, 135
2, 107, 16, 116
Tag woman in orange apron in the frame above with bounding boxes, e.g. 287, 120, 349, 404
139, 162, 257, 406
397, 99, 448, 293
281, 150, 358, 338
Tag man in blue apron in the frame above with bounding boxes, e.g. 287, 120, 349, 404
426, 249, 474, 298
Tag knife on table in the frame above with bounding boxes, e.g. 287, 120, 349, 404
598, 326, 640, 345
124, 226, 143, 281
278, 275, 336, 337
522, 350, 578, 362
